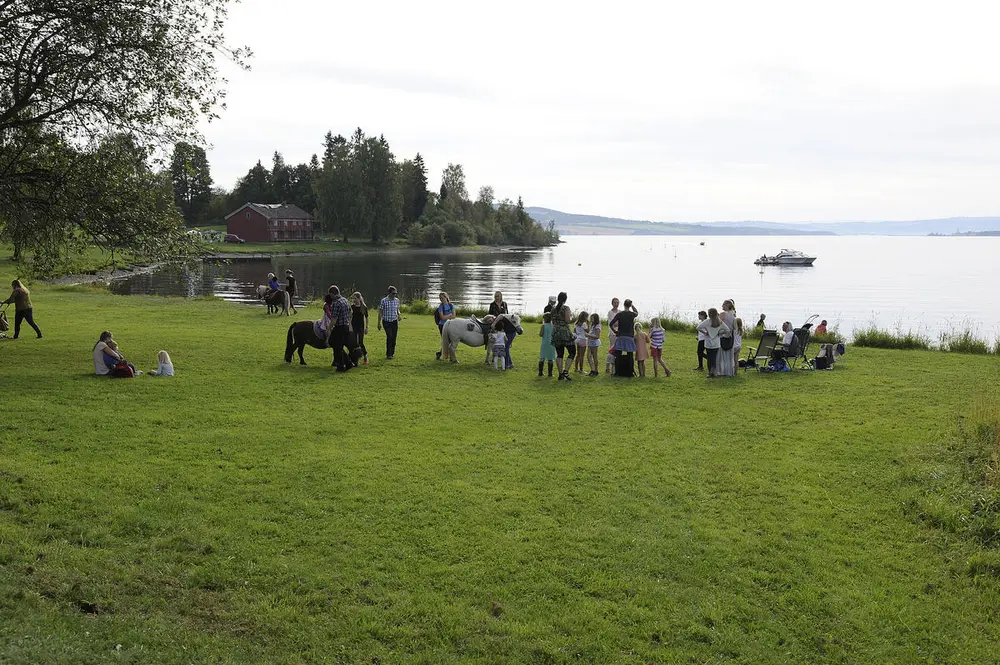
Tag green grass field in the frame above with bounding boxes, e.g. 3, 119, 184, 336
1, 279, 999, 664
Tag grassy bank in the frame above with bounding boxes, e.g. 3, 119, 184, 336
2, 280, 1000, 663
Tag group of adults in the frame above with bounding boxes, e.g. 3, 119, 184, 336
694, 299, 742, 378
317, 284, 402, 372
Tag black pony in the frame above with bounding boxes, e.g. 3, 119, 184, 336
284, 321, 363, 366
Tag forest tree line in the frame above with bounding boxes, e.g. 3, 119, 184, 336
170, 128, 559, 247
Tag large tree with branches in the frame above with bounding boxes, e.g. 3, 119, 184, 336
0, 0, 247, 270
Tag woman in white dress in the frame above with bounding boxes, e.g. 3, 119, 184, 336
696, 308, 732, 378
716, 299, 738, 377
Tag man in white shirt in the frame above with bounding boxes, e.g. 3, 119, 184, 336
781, 321, 795, 346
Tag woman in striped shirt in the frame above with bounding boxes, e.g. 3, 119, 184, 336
649, 318, 672, 378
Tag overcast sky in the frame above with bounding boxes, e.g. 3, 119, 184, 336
202, 0, 1000, 223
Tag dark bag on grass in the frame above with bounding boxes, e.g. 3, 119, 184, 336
615, 352, 635, 378
112, 360, 135, 378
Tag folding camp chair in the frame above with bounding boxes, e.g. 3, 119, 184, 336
772, 321, 814, 370
788, 326, 813, 369
743, 329, 780, 371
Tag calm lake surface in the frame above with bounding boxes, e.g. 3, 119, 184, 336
109, 235, 999, 339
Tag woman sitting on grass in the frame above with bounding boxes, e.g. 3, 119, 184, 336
93, 331, 119, 376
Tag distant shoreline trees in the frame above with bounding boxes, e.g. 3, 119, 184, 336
203, 128, 558, 248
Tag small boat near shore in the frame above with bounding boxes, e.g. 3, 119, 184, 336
754, 249, 817, 266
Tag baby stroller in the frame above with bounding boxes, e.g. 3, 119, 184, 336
0, 303, 9, 338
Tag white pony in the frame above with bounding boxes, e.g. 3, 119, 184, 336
255, 285, 291, 315
440, 314, 522, 364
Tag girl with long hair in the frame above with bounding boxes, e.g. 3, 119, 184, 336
351, 292, 369, 365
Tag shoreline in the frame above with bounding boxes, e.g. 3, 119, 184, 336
43, 261, 167, 287
204, 243, 553, 260
42, 244, 551, 286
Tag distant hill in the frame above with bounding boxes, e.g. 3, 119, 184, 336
527, 207, 1000, 236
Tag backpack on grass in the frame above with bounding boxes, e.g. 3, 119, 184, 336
112, 361, 135, 378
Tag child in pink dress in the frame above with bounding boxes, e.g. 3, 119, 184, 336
634, 324, 650, 377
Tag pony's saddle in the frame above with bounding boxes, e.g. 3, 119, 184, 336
468, 315, 496, 345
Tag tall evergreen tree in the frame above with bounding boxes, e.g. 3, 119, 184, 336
400, 153, 429, 231
169, 141, 213, 226
314, 134, 352, 239
272, 151, 292, 203
289, 163, 317, 214
366, 135, 402, 243
232, 161, 274, 205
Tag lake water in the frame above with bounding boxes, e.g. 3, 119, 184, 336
108, 235, 999, 340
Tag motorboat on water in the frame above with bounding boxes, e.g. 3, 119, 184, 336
754, 249, 817, 266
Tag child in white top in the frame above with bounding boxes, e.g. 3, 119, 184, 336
585, 312, 602, 377
695, 310, 708, 371
149, 350, 174, 376
492, 331, 507, 370
649, 318, 671, 378
573, 311, 589, 374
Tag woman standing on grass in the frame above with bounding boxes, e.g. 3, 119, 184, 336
489, 291, 508, 317
435, 292, 456, 360
716, 299, 737, 377
551, 292, 575, 381
696, 308, 731, 378
2, 280, 42, 339
351, 292, 369, 365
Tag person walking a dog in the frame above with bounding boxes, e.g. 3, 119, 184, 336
377, 285, 401, 360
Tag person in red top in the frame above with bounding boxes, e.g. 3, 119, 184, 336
814, 320, 828, 335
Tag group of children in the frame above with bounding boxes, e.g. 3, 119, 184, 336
534, 308, 672, 379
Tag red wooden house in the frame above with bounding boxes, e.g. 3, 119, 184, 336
225, 203, 315, 242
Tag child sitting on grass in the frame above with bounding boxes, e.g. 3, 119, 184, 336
106, 341, 140, 375
149, 350, 174, 376
538, 312, 556, 378
649, 318, 671, 378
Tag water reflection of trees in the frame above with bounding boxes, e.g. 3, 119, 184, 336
109, 249, 545, 310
